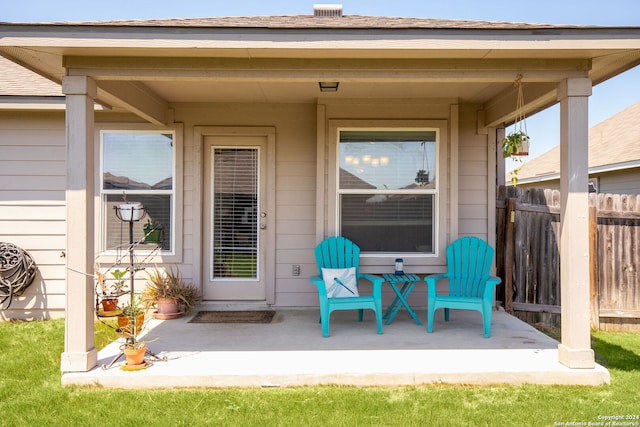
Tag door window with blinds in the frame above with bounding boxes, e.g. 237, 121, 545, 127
101, 131, 174, 253
211, 148, 259, 280
338, 130, 437, 254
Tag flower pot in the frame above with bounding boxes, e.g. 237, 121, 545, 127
100, 298, 118, 312
156, 297, 180, 315
513, 137, 530, 156
124, 345, 146, 366
143, 227, 162, 244
118, 202, 144, 221
117, 313, 145, 336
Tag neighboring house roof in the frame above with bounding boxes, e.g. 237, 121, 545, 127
0, 55, 63, 110
0, 55, 61, 96
517, 102, 640, 183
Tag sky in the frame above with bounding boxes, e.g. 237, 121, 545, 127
4, 0, 640, 171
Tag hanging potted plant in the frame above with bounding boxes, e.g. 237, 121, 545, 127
502, 130, 530, 158
414, 169, 429, 185
414, 141, 431, 186
501, 74, 530, 159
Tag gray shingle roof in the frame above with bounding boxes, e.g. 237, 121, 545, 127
4, 15, 594, 30
517, 102, 640, 179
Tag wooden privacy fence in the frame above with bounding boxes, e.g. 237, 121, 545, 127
496, 186, 640, 331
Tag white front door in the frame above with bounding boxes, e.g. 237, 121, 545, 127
203, 135, 268, 300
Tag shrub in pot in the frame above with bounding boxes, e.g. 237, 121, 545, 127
142, 267, 201, 318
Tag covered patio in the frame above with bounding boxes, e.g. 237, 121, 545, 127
2, 6, 639, 383
61, 308, 609, 388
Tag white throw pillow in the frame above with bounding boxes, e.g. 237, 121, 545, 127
321, 267, 359, 298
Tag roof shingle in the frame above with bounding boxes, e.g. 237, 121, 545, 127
0, 56, 61, 97
3, 15, 595, 30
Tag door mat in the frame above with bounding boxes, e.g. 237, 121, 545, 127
189, 310, 275, 324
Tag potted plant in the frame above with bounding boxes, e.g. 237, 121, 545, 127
116, 201, 144, 222
501, 74, 531, 186
95, 267, 127, 314
117, 296, 146, 337
414, 169, 429, 185
142, 267, 201, 319
122, 340, 147, 367
143, 219, 163, 244
501, 130, 530, 158
116, 321, 157, 368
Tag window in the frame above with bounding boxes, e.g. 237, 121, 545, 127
100, 131, 175, 253
338, 130, 437, 254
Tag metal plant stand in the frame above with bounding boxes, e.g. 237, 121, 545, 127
102, 203, 166, 370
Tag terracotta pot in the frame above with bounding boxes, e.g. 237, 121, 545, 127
124, 345, 146, 366
100, 298, 118, 312
117, 313, 145, 336
157, 297, 180, 315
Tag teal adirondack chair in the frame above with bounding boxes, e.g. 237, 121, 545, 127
425, 236, 502, 338
309, 236, 384, 337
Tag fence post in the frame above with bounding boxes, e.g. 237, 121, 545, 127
589, 204, 599, 329
504, 198, 516, 314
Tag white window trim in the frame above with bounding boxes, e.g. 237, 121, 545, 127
94, 123, 183, 265
327, 119, 449, 268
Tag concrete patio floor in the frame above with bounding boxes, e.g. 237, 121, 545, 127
62, 307, 610, 388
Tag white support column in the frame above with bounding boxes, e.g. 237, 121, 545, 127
557, 77, 595, 369
60, 76, 98, 373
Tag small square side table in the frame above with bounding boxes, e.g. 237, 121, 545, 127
382, 273, 422, 325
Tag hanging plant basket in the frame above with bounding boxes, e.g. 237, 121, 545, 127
501, 74, 530, 159
415, 169, 429, 185
502, 131, 530, 158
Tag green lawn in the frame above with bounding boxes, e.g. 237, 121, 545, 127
1, 319, 639, 426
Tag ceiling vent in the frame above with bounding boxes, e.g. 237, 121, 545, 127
313, 4, 343, 17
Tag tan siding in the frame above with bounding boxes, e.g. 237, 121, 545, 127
1, 160, 66, 175
597, 170, 640, 195
275, 234, 316, 249
459, 175, 488, 191
0, 234, 65, 248
276, 190, 315, 206
0, 220, 65, 235
275, 219, 315, 234
0, 190, 65, 203
459, 204, 488, 220
1, 294, 66, 311
1, 175, 66, 191
1, 99, 496, 313
0, 112, 67, 318
459, 219, 489, 235
0, 145, 65, 161
458, 104, 490, 241
459, 189, 488, 204
277, 205, 315, 221
0, 205, 65, 220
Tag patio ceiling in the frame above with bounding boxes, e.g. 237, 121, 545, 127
1, 21, 640, 126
